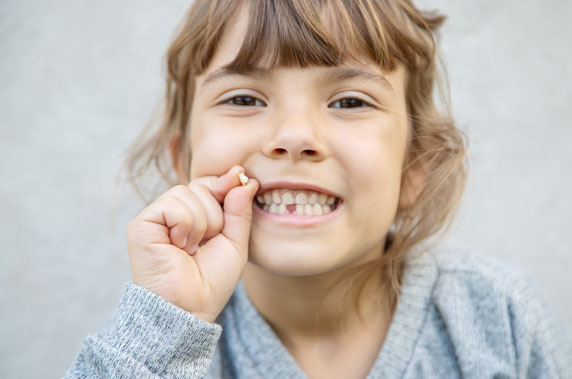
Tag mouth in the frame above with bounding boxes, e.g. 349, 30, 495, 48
254, 187, 342, 216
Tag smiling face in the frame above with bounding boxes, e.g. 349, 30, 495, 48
187, 9, 410, 277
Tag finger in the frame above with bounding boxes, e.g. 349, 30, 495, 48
188, 183, 224, 241
189, 165, 246, 204
156, 186, 210, 254
160, 184, 223, 249
176, 191, 208, 255
221, 177, 259, 252
137, 196, 194, 249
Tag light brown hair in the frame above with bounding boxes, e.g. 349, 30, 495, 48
122, 0, 467, 315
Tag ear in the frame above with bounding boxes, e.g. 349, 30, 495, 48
169, 137, 188, 184
398, 161, 425, 210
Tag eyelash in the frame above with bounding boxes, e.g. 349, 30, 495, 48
222, 96, 373, 109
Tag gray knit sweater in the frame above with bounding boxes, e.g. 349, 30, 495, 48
65, 248, 572, 378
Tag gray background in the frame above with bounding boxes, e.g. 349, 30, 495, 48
1, 1, 571, 377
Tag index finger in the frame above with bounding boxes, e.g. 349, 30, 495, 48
188, 165, 246, 204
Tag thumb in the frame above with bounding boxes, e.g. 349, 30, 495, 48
221, 177, 259, 252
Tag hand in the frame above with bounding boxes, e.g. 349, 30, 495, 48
126, 165, 259, 323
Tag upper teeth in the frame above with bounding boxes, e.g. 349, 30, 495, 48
257, 189, 336, 206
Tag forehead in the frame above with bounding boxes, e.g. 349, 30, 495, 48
196, 0, 404, 79
196, 4, 405, 92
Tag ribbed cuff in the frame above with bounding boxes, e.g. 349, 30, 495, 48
102, 282, 222, 376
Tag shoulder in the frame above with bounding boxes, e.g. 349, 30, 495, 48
417, 246, 572, 377
425, 246, 556, 332
428, 247, 534, 302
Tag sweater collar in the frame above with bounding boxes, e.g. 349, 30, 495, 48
366, 252, 439, 378
225, 251, 439, 379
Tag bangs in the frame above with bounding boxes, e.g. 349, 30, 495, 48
188, 0, 443, 75
230, 0, 397, 71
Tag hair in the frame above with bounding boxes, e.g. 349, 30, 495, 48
121, 0, 467, 319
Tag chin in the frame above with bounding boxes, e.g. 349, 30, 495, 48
247, 235, 344, 276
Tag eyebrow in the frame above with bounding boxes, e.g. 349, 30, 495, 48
200, 66, 395, 93
319, 67, 396, 94
200, 66, 273, 88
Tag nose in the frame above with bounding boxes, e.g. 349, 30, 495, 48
262, 109, 329, 163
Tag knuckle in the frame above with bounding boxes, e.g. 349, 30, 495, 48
171, 184, 190, 196
188, 183, 209, 197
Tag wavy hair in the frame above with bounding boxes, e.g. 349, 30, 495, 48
121, 0, 467, 316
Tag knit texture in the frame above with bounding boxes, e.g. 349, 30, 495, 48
66, 248, 572, 378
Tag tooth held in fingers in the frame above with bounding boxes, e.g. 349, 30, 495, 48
238, 172, 249, 186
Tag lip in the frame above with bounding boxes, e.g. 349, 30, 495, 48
253, 200, 343, 226
256, 181, 342, 199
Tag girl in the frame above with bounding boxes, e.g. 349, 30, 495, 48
66, 0, 572, 378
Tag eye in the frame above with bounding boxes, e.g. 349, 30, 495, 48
329, 98, 371, 109
224, 96, 266, 107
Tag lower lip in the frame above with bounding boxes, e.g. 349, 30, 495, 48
252, 202, 343, 226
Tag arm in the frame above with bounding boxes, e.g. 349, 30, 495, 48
64, 283, 222, 378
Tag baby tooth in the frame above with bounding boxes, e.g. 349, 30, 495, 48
295, 192, 308, 204
308, 192, 318, 205
312, 203, 323, 215
264, 193, 272, 204
269, 203, 279, 214
326, 196, 335, 205
272, 191, 281, 204
257, 195, 264, 203
278, 203, 287, 214
238, 172, 249, 186
318, 193, 327, 205
304, 204, 313, 216
263, 204, 270, 211
323, 204, 331, 214
282, 192, 295, 205
296, 204, 304, 215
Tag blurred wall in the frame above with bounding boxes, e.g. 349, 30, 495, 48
1, 0, 571, 377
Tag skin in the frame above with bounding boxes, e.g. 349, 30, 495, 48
128, 6, 414, 379
185, 9, 410, 379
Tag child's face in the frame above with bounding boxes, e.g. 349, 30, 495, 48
188, 11, 410, 276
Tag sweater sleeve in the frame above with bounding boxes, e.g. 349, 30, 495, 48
64, 282, 222, 378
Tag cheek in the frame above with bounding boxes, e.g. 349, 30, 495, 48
337, 120, 406, 195
335, 118, 407, 224
189, 115, 257, 178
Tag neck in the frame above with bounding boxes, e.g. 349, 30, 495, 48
241, 242, 394, 348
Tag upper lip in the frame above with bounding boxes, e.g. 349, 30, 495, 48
256, 181, 342, 199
